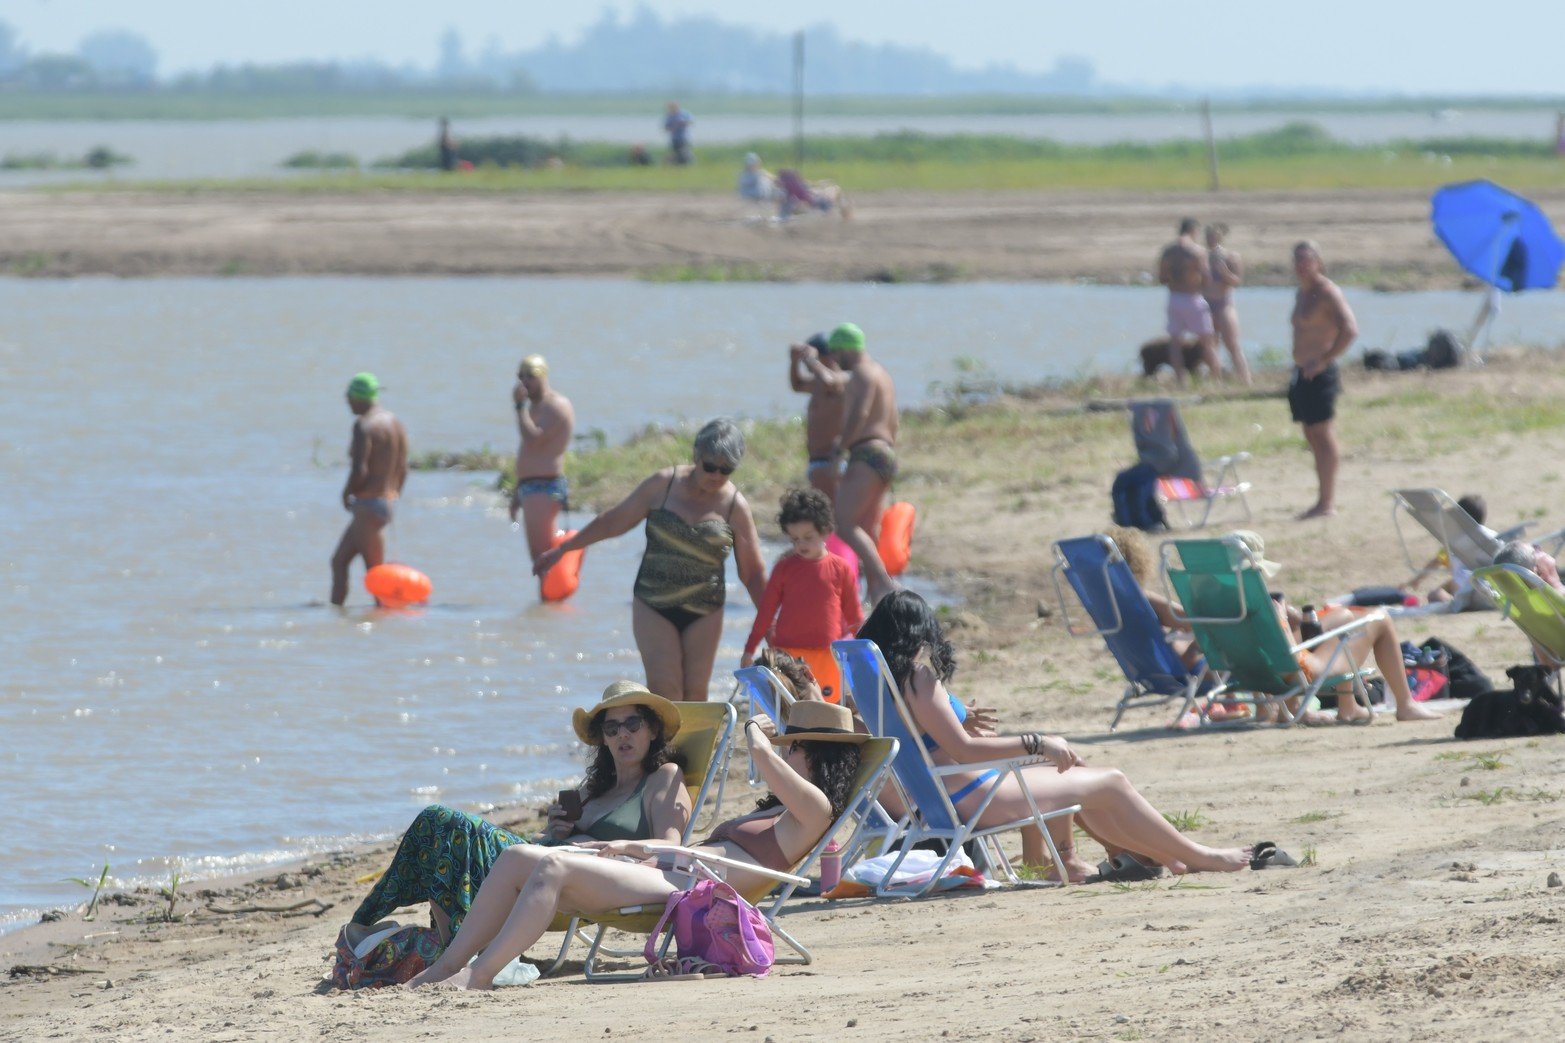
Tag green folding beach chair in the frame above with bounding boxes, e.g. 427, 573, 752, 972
1472, 564, 1565, 671
1161, 536, 1381, 725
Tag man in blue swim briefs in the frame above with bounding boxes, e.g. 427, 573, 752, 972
332, 373, 409, 607
510, 355, 576, 567
788, 331, 847, 499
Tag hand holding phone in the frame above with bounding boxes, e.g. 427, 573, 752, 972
557, 789, 583, 821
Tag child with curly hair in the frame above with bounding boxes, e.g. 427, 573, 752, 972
742, 488, 863, 702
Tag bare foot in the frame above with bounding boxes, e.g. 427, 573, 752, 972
1297, 504, 1336, 520
1396, 704, 1445, 722
1335, 705, 1372, 725
1191, 846, 1252, 874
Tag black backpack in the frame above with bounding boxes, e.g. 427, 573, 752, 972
1425, 330, 1463, 369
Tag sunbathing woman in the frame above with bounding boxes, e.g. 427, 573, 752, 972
533, 418, 767, 701
352, 682, 691, 944
406, 699, 868, 990
857, 590, 1265, 882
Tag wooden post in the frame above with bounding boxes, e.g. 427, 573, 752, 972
1202, 98, 1220, 192
793, 31, 805, 170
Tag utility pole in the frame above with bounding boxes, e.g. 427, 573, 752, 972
1202, 98, 1220, 192
793, 31, 805, 169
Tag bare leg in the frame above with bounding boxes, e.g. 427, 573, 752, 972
408, 847, 678, 991
1298, 420, 1339, 518
1215, 305, 1252, 384
964, 766, 1250, 874
1195, 333, 1222, 381
1315, 611, 1443, 722
675, 607, 725, 702
836, 462, 896, 604
1168, 323, 1188, 386
632, 599, 686, 701
807, 462, 839, 502
329, 506, 389, 606
519, 493, 561, 566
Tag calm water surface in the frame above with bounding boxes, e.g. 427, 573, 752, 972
2, 276, 1561, 930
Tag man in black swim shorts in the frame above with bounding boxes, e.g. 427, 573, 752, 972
1288, 242, 1356, 520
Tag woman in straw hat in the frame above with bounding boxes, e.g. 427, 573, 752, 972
408, 670, 867, 990
351, 681, 691, 945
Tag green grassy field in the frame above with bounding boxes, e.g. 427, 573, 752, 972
55, 123, 1565, 194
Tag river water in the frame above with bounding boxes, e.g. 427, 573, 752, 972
1, 107, 1559, 184
2, 276, 1562, 930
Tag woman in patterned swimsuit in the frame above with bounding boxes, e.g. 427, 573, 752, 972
534, 418, 767, 701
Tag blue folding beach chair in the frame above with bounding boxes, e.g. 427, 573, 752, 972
832, 640, 1080, 896
733, 665, 900, 865
1051, 534, 1218, 731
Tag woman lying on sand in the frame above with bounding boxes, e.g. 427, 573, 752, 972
406, 693, 868, 990
857, 590, 1273, 883
352, 682, 691, 944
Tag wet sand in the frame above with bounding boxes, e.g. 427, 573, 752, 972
6, 358, 1565, 1039
6, 186, 1556, 286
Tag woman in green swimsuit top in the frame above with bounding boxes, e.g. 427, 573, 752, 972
534, 418, 767, 701
350, 681, 692, 944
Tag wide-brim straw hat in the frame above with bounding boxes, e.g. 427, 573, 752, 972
767, 700, 871, 745
572, 680, 682, 746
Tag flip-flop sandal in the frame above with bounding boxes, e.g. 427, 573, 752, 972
1085, 853, 1165, 883
637, 957, 723, 982
1249, 841, 1301, 870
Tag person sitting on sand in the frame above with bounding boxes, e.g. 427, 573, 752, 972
856, 590, 1275, 882
741, 488, 863, 702
350, 682, 691, 944
737, 152, 779, 202
776, 169, 851, 220
532, 418, 767, 701
1225, 530, 1442, 725
406, 695, 869, 990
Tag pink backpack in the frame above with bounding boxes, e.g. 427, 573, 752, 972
644, 879, 775, 977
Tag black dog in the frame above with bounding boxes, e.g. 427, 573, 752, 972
1455, 665, 1565, 740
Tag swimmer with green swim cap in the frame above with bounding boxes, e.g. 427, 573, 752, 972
332, 371, 409, 607
827, 322, 865, 354
347, 372, 381, 402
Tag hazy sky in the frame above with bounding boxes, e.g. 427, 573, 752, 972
6, 0, 1563, 94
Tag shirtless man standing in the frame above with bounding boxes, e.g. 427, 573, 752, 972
789, 332, 846, 499
331, 373, 409, 607
1289, 242, 1356, 520
509, 354, 575, 566
1204, 224, 1251, 385
1158, 218, 1221, 384
822, 322, 900, 604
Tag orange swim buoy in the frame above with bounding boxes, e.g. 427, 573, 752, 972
540, 529, 585, 602
364, 563, 432, 609
876, 502, 916, 577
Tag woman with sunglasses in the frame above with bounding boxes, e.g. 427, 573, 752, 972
350, 682, 691, 944
534, 417, 766, 701
407, 694, 868, 990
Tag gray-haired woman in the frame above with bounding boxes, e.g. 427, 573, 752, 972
534, 418, 766, 700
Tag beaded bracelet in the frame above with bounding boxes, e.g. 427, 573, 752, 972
1020, 732, 1042, 757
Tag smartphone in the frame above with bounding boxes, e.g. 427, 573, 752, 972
557, 789, 583, 820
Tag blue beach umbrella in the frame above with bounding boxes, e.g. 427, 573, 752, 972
1430, 179, 1564, 292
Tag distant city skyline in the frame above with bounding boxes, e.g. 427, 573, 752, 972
3, 0, 1563, 96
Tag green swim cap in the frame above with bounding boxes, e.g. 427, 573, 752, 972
347, 372, 380, 401
827, 322, 865, 353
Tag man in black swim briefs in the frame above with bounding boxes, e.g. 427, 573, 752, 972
1288, 242, 1356, 520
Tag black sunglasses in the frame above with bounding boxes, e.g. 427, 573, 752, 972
601, 717, 646, 738
701, 461, 735, 476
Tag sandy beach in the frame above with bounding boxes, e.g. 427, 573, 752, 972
5, 185, 1559, 286
6, 352, 1565, 1040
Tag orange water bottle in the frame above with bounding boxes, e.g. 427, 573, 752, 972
819, 840, 842, 894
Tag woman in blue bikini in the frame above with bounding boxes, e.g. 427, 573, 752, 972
533, 418, 767, 701
858, 592, 1257, 882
